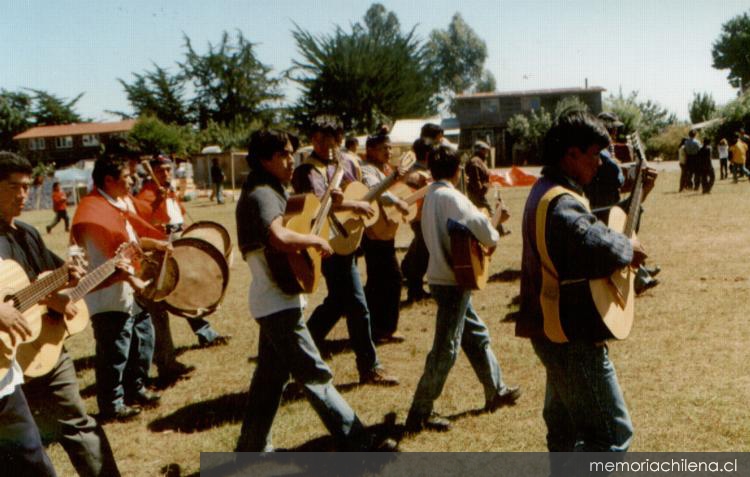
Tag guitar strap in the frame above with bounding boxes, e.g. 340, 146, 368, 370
535, 186, 590, 343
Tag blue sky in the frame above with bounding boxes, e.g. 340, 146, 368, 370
2, 0, 747, 122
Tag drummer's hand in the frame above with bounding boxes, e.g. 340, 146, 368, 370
141, 238, 172, 253
0, 301, 32, 347
43, 292, 78, 320
630, 238, 648, 268
311, 237, 333, 258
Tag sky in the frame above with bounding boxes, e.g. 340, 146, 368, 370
2, 0, 747, 123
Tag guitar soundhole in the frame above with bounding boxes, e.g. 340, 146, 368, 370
4, 294, 20, 309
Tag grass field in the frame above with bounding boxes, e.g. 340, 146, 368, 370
20, 169, 749, 476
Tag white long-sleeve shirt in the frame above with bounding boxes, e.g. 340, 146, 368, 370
421, 180, 499, 286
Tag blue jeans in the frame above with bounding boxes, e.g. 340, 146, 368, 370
409, 284, 509, 417
91, 311, 154, 413
531, 338, 633, 454
306, 253, 380, 375
188, 318, 219, 344
236, 308, 368, 452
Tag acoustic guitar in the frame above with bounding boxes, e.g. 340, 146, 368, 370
449, 202, 507, 290
265, 150, 344, 294
0, 259, 72, 380
367, 183, 429, 241
329, 152, 416, 255
587, 133, 646, 341
17, 243, 140, 378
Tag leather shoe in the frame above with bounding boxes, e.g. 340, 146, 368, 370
485, 386, 521, 412
126, 388, 161, 408
100, 405, 141, 422
405, 412, 451, 433
198, 334, 231, 348
635, 278, 659, 295
644, 265, 661, 277
359, 368, 399, 386
373, 332, 406, 344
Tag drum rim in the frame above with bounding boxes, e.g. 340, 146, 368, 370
163, 236, 230, 319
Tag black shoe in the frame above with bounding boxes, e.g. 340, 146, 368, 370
373, 332, 406, 344
100, 405, 141, 422
368, 436, 398, 452
405, 412, 451, 433
126, 388, 161, 408
485, 386, 521, 412
634, 278, 660, 296
406, 290, 431, 303
45, 225, 51, 234
644, 265, 661, 277
198, 334, 231, 348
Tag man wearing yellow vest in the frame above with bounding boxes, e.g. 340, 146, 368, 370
517, 112, 647, 470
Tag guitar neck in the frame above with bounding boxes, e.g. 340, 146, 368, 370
404, 185, 429, 205
11, 266, 69, 313
623, 135, 646, 237
363, 172, 399, 203
68, 259, 118, 302
312, 159, 345, 236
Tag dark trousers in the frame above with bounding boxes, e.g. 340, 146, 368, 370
400, 221, 429, 297
237, 309, 368, 452
361, 235, 402, 338
306, 253, 380, 375
91, 310, 154, 413
720, 158, 728, 179
700, 163, 715, 193
0, 385, 57, 477
47, 210, 69, 232
23, 352, 120, 477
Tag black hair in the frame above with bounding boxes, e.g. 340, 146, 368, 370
345, 136, 359, 150
310, 115, 343, 135
420, 123, 444, 140
427, 145, 461, 180
412, 137, 434, 163
366, 133, 390, 149
52, 181, 60, 188
0, 151, 33, 182
542, 111, 610, 167
688, 129, 697, 138
92, 156, 128, 189
246, 129, 295, 169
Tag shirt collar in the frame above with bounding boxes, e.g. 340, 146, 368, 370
541, 166, 584, 194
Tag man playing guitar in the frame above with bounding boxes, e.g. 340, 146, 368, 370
518, 112, 647, 467
235, 129, 395, 452
0, 151, 119, 476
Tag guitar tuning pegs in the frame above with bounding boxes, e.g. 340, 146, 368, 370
68, 245, 84, 258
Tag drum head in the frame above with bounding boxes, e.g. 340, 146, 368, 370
139, 253, 179, 302
163, 237, 229, 319
182, 221, 232, 259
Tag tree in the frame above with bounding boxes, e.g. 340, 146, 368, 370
553, 96, 589, 119
0, 89, 33, 151
181, 31, 283, 128
706, 92, 750, 141
28, 89, 84, 125
712, 11, 750, 90
290, 3, 438, 132
688, 92, 717, 124
648, 123, 690, 161
605, 91, 676, 144
127, 115, 195, 156
118, 64, 190, 125
507, 108, 553, 164
426, 13, 488, 110
475, 70, 496, 93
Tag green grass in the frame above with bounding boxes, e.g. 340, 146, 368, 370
17, 170, 750, 476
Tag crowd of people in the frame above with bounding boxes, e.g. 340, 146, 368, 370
1, 109, 661, 474
678, 127, 750, 192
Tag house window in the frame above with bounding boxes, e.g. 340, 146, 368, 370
521, 96, 541, 111
29, 138, 46, 150
480, 98, 499, 114
55, 136, 73, 149
82, 134, 100, 147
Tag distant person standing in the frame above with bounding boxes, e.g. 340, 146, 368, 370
210, 157, 225, 204
677, 138, 689, 192
730, 134, 750, 183
717, 138, 729, 180
683, 129, 702, 191
46, 182, 69, 233
465, 140, 510, 236
697, 138, 714, 194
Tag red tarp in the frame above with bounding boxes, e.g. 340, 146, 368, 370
489, 166, 538, 187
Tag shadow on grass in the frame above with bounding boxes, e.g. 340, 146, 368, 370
72, 355, 96, 373
488, 268, 521, 283
502, 294, 521, 322
148, 382, 363, 434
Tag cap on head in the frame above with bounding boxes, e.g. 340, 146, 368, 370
473, 140, 491, 152
597, 112, 624, 128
